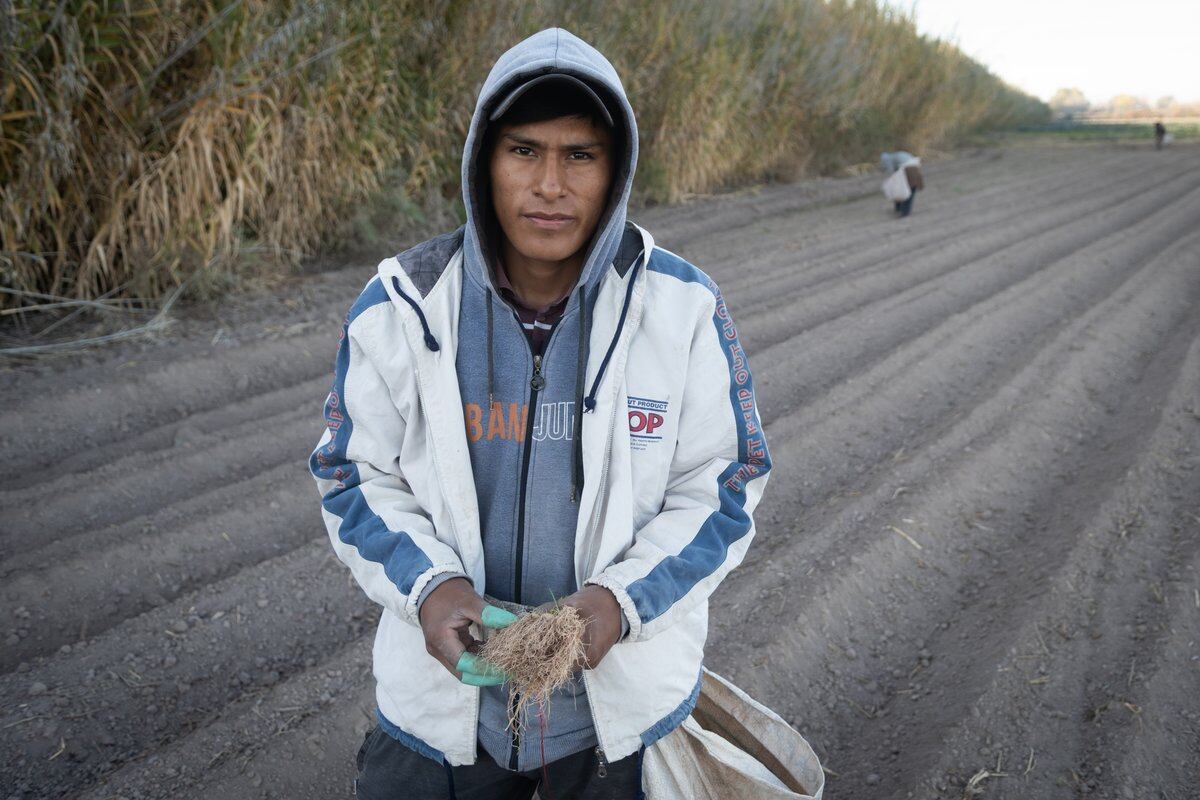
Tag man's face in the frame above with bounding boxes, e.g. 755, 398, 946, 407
489, 114, 614, 265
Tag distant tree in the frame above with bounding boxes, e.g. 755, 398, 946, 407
1109, 94, 1149, 113
1155, 95, 1175, 110
1049, 87, 1089, 117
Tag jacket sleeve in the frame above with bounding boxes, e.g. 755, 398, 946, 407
308, 298, 468, 627
586, 279, 771, 642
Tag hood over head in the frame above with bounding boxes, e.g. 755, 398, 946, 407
461, 27, 639, 298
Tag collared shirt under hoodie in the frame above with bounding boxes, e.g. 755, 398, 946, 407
492, 255, 572, 356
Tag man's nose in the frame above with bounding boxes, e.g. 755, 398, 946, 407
534, 157, 566, 197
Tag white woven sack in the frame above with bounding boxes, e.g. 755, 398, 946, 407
881, 166, 911, 202
642, 669, 824, 800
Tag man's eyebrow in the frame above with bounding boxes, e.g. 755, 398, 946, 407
501, 133, 606, 150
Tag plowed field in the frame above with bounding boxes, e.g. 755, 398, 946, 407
3, 141, 1198, 799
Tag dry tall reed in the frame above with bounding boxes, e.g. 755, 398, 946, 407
1, 0, 1048, 310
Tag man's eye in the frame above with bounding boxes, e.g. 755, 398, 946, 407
569, 152, 594, 160
512, 146, 533, 156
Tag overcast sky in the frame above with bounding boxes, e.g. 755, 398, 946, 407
888, 0, 1199, 105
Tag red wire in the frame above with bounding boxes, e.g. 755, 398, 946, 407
539, 704, 555, 800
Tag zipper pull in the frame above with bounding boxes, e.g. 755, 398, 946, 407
595, 746, 608, 778
531, 354, 546, 391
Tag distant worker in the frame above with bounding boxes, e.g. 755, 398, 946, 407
1154, 120, 1166, 150
880, 149, 924, 218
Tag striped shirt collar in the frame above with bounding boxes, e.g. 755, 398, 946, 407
491, 256, 575, 316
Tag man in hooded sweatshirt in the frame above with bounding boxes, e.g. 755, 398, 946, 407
309, 28, 771, 799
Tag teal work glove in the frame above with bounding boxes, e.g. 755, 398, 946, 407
418, 577, 518, 686
456, 606, 517, 686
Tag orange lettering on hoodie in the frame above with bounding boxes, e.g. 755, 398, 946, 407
512, 403, 527, 441
465, 403, 483, 442
465, 402, 529, 442
487, 401, 508, 440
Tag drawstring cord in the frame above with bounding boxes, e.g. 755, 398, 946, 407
582, 251, 642, 413
570, 283, 589, 502
390, 276, 441, 352
486, 288, 496, 405
394, 245, 641, 504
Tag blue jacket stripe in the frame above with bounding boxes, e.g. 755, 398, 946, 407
308, 278, 433, 597
626, 249, 772, 625
639, 669, 702, 749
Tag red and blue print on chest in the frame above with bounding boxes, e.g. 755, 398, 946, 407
627, 395, 669, 451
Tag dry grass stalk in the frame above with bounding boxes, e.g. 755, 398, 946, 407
2, 1, 1049, 313
479, 605, 587, 734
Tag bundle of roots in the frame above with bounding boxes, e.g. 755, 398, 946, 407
479, 604, 587, 732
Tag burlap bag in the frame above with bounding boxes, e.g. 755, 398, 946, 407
642, 668, 824, 799
881, 166, 911, 202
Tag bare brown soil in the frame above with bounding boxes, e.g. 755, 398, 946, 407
2, 140, 1198, 799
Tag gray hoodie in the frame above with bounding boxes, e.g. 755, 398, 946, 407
415, 27, 642, 772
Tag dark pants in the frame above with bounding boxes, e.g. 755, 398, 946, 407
354, 725, 645, 800
894, 186, 918, 217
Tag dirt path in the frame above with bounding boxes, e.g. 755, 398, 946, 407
2, 141, 1198, 800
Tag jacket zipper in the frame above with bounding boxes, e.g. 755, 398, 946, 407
576, 364, 622, 776
585, 399, 618, 567
513, 351, 543, 604
510, 319, 560, 770
508, 349, 542, 771
581, 669, 612, 776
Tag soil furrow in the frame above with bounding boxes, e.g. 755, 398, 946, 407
0, 537, 373, 798
905, 336, 1200, 798
3, 142, 1196, 800
707, 227, 1200, 798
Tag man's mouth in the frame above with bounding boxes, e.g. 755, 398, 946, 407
522, 212, 575, 230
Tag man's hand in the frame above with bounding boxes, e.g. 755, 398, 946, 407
418, 577, 517, 686
558, 585, 624, 670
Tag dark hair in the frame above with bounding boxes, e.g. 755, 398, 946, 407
481, 79, 615, 167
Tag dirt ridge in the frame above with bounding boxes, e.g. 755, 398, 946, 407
2, 141, 1197, 800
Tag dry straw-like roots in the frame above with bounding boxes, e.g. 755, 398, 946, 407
480, 605, 587, 733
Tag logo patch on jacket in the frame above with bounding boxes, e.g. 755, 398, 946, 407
628, 396, 669, 451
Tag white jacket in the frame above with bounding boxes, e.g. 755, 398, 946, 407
308, 220, 772, 766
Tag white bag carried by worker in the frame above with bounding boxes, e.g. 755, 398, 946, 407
881, 165, 911, 202
642, 668, 825, 799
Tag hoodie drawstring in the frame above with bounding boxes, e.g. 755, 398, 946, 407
391, 276, 441, 352
486, 288, 496, 405
582, 251, 642, 413
570, 283, 590, 502
397, 246, 640, 503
